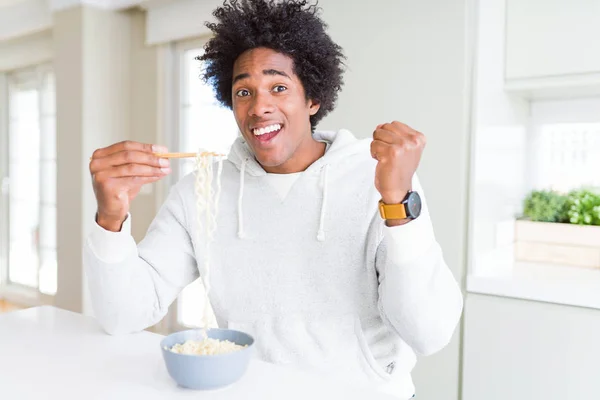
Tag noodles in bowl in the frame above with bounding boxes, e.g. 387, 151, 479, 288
160, 328, 255, 390
169, 337, 247, 356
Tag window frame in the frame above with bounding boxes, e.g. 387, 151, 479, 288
169, 37, 211, 183
0, 62, 55, 308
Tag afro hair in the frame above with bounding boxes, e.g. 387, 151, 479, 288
198, 0, 346, 130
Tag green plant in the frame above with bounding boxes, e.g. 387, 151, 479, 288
564, 189, 600, 225
522, 190, 568, 223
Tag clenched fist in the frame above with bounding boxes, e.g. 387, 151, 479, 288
89, 141, 171, 232
371, 121, 426, 218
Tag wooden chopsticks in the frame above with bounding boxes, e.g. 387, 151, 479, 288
89, 151, 225, 161
153, 152, 225, 159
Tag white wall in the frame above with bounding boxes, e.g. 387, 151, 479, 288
128, 9, 160, 242
530, 97, 600, 125
53, 5, 132, 313
463, 293, 600, 400
318, 1, 470, 399
145, 0, 222, 45
0, 29, 52, 72
53, 5, 85, 313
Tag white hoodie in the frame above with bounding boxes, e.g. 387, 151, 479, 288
84, 129, 463, 399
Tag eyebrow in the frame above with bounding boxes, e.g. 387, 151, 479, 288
232, 69, 291, 84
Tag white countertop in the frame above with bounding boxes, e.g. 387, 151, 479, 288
0, 306, 397, 400
468, 248, 600, 310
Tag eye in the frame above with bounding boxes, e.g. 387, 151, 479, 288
235, 89, 250, 97
272, 85, 287, 93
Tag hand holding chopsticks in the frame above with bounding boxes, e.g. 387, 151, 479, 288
88, 141, 224, 233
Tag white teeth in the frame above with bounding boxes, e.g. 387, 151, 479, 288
253, 124, 281, 136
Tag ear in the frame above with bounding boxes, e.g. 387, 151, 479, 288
308, 99, 321, 116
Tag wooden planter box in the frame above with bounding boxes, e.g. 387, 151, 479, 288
515, 220, 600, 268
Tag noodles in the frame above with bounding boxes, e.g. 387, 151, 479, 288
169, 338, 246, 355
193, 151, 224, 337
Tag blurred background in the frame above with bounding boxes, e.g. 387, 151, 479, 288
1, 0, 599, 399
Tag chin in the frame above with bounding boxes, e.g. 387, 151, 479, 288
248, 146, 277, 163
256, 156, 283, 168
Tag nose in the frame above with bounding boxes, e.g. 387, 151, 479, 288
248, 91, 275, 117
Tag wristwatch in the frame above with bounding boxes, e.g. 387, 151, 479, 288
378, 191, 422, 220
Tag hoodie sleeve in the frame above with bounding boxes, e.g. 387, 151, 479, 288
83, 183, 199, 335
374, 174, 463, 356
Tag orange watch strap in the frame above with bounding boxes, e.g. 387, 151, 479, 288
378, 200, 407, 220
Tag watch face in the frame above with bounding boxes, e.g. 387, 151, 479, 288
406, 192, 422, 218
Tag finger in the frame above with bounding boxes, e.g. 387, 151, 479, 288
90, 151, 170, 174
98, 164, 170, 179
124, 176, 165, 186
377, 126, 426, 150
92, 141, 167, 159
390, 122, 425, 143
380, 121, 421, 139
389, 120, 418, 134
103, 150, 169, 168
373, 128, 401, 145
370, 140, 394, 162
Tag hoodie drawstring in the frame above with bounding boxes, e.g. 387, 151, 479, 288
238, 158, 248, 238
317, 164, 330, 242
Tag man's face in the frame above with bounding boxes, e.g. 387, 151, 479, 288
231, 47, 320, 173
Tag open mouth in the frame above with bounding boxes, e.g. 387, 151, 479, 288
252, 123, 283, 143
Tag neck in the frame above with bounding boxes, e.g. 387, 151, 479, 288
261, 136, 326, 174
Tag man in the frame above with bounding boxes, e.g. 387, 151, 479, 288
85, 0, 463, 398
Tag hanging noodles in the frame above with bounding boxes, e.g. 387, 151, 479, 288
193, 151, 223, 335
168, 150, 246, 356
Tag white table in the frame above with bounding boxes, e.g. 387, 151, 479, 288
0, 306, 398, 400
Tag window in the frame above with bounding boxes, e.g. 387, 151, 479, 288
0, 65, 56, 301
530, 121, 600, 193
177, 46, 239, 178
170, 41, 239, 329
